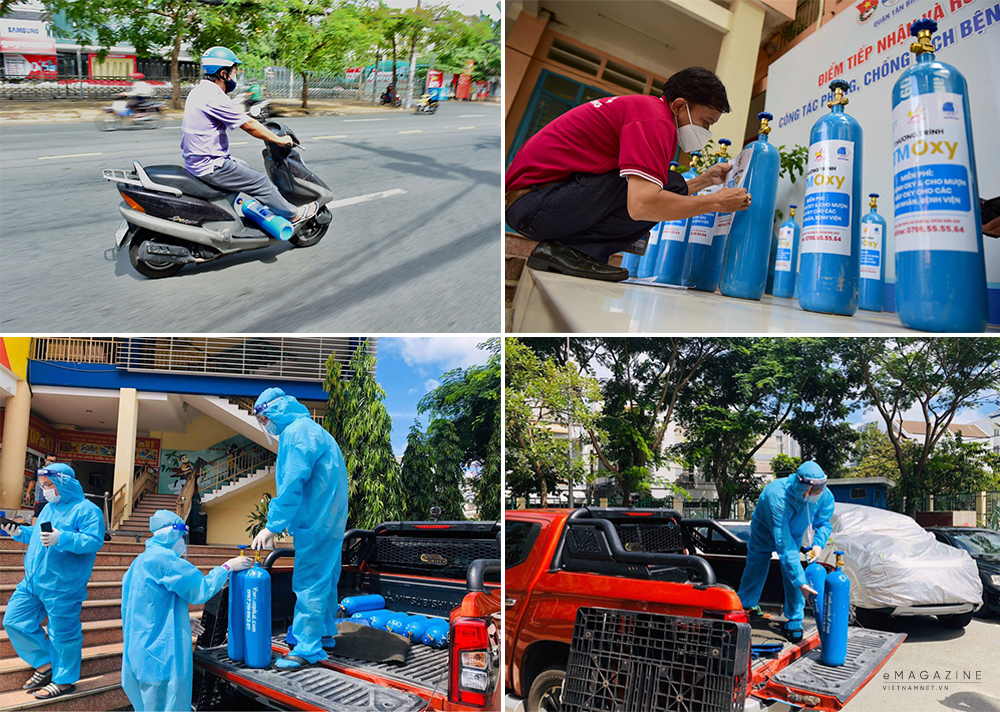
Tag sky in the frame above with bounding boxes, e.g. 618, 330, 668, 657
376, 337, 490, 455
383, 0, 500, 19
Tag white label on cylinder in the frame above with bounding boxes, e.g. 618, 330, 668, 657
689, 184, 721, 245
775, 226, 795, 272
647, 224, 660, 246
713, 148, 752, 243
892, 92, 977, 253
661, 220, 687, 242
801, 138, 854, 256
861, 222, 882, 278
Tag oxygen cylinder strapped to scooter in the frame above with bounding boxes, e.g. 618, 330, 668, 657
891, 18, 988, 332
227, 545, 249, 663
683, 139, 733, 292
859, 193, 887, 312
772, 205, 801, 299
720, 113, 781, 300
654, 156, 701, 286
799, 80, 864, 316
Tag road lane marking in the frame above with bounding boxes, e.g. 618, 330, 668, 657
460, 114, 485, 117
344, 118, 387, 122
313, 135, 349, 139
38, 152, 102, 160
230, 141, 249, 145
327, 188, 406, 210
399, 130, 422, 134
456, 126, 476, 130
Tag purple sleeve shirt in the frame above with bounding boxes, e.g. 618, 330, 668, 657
181, 80, 251, 176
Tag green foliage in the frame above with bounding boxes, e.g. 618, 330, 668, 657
245, 496, 285, 541
923, 433, 1000, 495
323, 340, 405, 530
851, 422, 910, 480
477, 403, 501, 521
426, 418, 467, 520
770, 453, 801, 479
399, 421, 436, 521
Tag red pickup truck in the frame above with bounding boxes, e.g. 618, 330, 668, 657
505, 507, 905, 712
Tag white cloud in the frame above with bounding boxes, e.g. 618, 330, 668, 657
424, 379, 441, 393
384, 337, 486, 375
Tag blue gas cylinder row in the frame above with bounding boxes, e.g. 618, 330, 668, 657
243, 561, 272, 669
385, 612, 411, 636
683, 139, 732, 291
339, 594, 386, 617
720, 113, 782, 300
772, 205, 801, 299
403, 615, 430, 641
804, 559, 828, 645
798, 80, 863, 316
654, 155, 700, 285
421, 619, 450, 649
227, 546, 249, 663
859, 194, 887, 312
350, 609, 392, 628
891, 19, 988, 332
619, 251, 640, 278
636, 223, 664, 279
239, 197, 294, 242
821, 551, 851, 667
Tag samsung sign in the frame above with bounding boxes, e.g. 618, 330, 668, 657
2, 20, 45, 36
0, 19, 56, 54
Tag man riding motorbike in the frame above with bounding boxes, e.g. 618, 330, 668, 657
119, 73, 155, 115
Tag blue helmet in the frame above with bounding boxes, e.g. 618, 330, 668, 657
201, 46, 241, 76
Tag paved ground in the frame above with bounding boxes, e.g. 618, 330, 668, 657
0, 102, 501, 332
847, 615, 1000, 711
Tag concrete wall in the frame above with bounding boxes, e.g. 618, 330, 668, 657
203, 474, 295, 547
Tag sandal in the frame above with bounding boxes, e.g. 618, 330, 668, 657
33, 683, 75, 699
290, 202, 318, 225
22, 668, 51, 691
274, 654, 319, 670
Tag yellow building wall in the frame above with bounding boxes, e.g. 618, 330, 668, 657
155, 413, 240, 451
2, 338, 31, 379
203, 474, 293, 547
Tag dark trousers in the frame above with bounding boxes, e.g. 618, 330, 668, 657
505, 171, 656, 262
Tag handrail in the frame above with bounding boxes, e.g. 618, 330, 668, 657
467, 559, 501, 593
176, 475, 196, 523
199, 442, 274, 493
111, 484, 127, 530
84, 492, 112, 531
132, 467, 156, 511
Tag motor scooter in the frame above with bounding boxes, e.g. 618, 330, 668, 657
234, 92, 272, 120
97, 98, 165, 130
414, 93, 437, 114
102, 122, 332, 279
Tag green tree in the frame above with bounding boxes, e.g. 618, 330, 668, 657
398, 421, 435, 521
323, 339, 405, 529
418, 339, 500, 520
844, 338, 1000, 515
851, 422, 911, 481
505, 338, 601, 507
770, 453, 801, 479
924, 433, 1000, 495
426, 418, 467, 520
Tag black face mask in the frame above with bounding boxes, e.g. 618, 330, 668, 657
218, 70, 236, 93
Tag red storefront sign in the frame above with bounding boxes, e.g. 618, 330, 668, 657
28, 415, 58, 454
57, 429, 160, 466
426, 69, 443, 89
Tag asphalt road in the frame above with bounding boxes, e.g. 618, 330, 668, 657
0, 103, 501, 332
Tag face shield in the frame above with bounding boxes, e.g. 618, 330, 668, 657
36, 469, 63, 502
155, 521, 190, 557
252, 398, 281, 444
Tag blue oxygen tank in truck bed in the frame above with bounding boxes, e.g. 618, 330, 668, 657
636, 223, 664, 279
339, 594, 386, 617
821, 551, 851, 667
654, 157, 700, 285
804, 558, 828, 644
859, 193, 887, 312
683, 139, 732, 291
799, 80, 863, 316
422, 619, 450, 648
891, 19, 988, 332
403, 615, 430, 641
243, 560, 272, 669
720, 113, 781, 300
772, 205, 801, 299
227, 546, 248, 662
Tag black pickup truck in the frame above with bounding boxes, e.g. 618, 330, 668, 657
192, 520, 501, 711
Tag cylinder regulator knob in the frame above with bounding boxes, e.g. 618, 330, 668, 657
910, 18, 937, 55
789, 203, 797, 217
827, 80, 850, 108
757, 111, 773, 135
869, 192, 879, 209
669, 161, 680, 171
717, 138, 731, 158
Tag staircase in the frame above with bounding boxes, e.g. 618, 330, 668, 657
0, 536, 291, 710
110, 492, 180, 541
201, 464, 274, 506
181, 395, 278, 453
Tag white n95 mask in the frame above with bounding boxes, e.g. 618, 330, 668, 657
677, 102, 712, 153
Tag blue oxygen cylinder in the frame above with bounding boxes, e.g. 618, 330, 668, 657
243, 561, 272, 669
350, 609, 391, 627
765, 232, 778, 295
720, 113, 782, 300
636, 223, 664, 279
620, 252, 640, 278
654, 157, 700, 285
421, 620, 450, 648
403, 615, 430, 640
891, 19, 988, 332
238, 197, 294, 242
821, 551, 851, 667
385, 612, 411, 635
227, 546, 248, 662
804, 559, 828, 643
683, 139, 732, 291
339, 594, 386, 617
859, 193, 888, 312
772, 206, 801, 298
799, 80, 863, 316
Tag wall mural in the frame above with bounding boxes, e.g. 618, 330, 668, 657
158, 433, 255, 495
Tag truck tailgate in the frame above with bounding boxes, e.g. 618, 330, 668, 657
194, 645, 427, 712
752, 627, 906, 711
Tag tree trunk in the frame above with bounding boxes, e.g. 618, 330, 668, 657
170, 30, 182, 110
538, 467, 548, 508
372, 49, 380, 104
391, 34, 397, 101
300, 71, 308, 108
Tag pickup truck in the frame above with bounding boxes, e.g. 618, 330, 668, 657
191, 519, 501, 711
505, 507, 905, 712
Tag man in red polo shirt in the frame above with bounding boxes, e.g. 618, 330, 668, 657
506, 67, 751, 281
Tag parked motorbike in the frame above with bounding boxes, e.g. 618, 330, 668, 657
234, 92, 272, 120
414, 93, 437, 114
102, 122, 333, 279
380, 92, 402, 108
96, 98, 164, 131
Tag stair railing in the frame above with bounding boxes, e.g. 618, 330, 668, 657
111, 484, 127, 530
176, 474, 196, 523
132, 467, 157, 511
199, 442, 275, 495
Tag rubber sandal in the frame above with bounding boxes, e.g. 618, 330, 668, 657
274, 654, 319, 670
22, 668, 51, 691
290, 202, 318, 225
745, 606, 766, 618
33, 683, 74, 699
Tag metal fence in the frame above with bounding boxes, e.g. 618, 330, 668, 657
1, 75, 196, 101
919, 491, 1000, 529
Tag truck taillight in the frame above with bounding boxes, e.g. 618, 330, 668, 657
449, 617, 497, 707
704, 609, 750, 625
